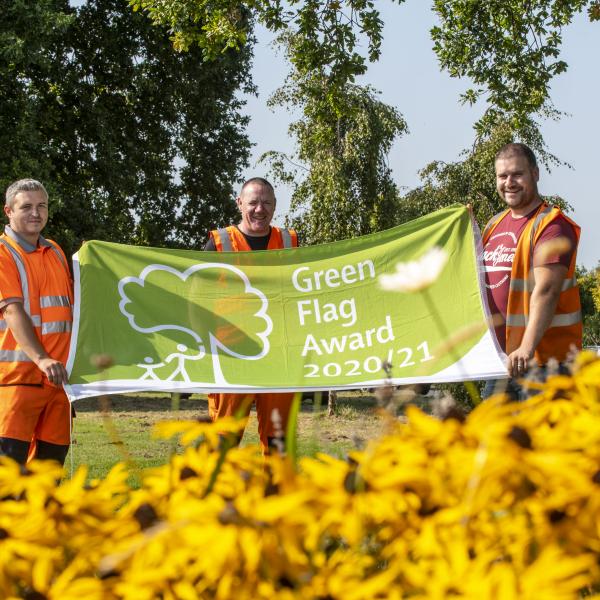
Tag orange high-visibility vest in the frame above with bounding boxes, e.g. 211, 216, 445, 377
0, 229, 73, 385
482, 203, 581, 364
209, 226, 298, 251
207, 224, 297, 452
208, 225, 298, 348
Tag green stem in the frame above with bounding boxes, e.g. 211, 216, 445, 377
170, 392, 181, 456
202, 437, 233, 498
285, 392, 303, 468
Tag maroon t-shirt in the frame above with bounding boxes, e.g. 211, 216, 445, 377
482, 206, 576, 351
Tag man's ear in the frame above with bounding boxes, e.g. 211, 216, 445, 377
235, 196, 242, 212
533, 166, 540, 182
3, 204, 11, 219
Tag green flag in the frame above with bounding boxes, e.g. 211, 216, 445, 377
65, 205, 506, 399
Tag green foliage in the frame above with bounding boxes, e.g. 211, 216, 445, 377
129, 0, 594, 249
1, 0, 253, 256
577, 264, 600, 346
398, 122, 572, 230
258, 4, 410, 245
0, 0, 72, 210
401, 1, 589, 245
431, 0, 598, 139
129, 0, 401, 72
130, 1, 409, 245
264, 76, 407, 244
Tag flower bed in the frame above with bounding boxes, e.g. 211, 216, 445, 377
1, 353, 600, 599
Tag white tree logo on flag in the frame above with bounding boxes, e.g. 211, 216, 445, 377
118, 263, 272, 384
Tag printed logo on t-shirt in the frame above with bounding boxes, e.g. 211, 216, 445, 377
482, 231, 517, 290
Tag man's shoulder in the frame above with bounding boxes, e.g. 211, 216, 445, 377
42, 236, 66, 250
535, 208, 579, 242
43, 238, 69, 261
0, 234, 16, 257
548, 207, 580, 231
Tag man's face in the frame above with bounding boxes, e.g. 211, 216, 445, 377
495, 154, 540, 213
4, 190, 48, 243
236, 182, 276, 236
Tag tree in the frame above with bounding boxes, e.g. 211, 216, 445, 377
398, 1, 596, 227
130, 1, 408, 243
263, 76, 407, 244
431, 0, 600, 141
130, 1, 598, 239
128, 1, 403, 73
400, 122, 573, 229
0, 1, 72, 206
0, 0, 253, 256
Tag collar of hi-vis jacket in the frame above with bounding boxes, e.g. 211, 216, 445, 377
214, 225, 296, 251
4, 225, 53, 253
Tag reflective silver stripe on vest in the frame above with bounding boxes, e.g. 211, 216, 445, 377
0, 349, 33, 362
506, 314, 527, 327
41, 321, 72, 335
483, 210, 509, 240
281, 229, 293, 249
506, 310, 581, 328
528, 204, 553, 265
47, 242, 68, 272
40, 295, 71, 308
561, 275, 578, 291
509, 277, 533, 292
509, 274, 577, 293
550, 311, 581, 327
217, 228, 232, 251
530, 204, 553, 243
0, 238, 30, 315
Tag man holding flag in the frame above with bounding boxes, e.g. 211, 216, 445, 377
482, 143, 581, 398
0, 179, 73, 464
204, 177, 298, 452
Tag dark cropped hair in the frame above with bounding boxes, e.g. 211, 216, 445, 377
240, 177, 275, 196
495, 143, 537, 169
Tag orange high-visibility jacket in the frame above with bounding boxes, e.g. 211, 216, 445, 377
482, 203, 582, 364
209, 226, 298, 251
0, 228, 73, 385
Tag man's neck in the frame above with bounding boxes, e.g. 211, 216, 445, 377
509, 197, 543, 218
6, 226, 40, 247
237, 224, 271, 237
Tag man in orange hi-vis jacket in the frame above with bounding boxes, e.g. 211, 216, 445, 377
204, 177, 298, 453
481, 143, 581, 399
0, 179, 73, 464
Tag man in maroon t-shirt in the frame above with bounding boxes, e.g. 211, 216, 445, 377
482, 143, 579, 399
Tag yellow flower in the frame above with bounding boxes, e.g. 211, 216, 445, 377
152, 417, 246, 448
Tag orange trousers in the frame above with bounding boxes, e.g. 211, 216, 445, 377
207, 392, 294, 452
0, 384, 71, 446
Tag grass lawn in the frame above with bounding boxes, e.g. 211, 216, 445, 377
67, 391, 402, 482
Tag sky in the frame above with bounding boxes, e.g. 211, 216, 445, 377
240, 1, 600, 269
